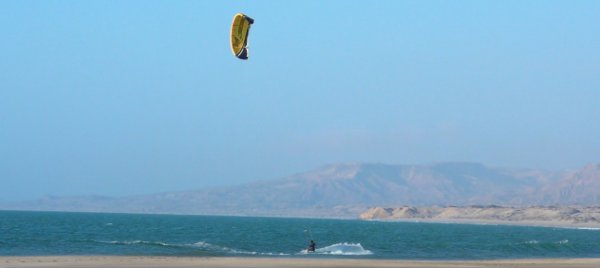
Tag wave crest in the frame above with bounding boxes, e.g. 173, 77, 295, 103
301, 242, 373, 255
97, 240, 181, 248
192, 241, 289, 256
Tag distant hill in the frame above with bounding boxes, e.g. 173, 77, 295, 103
2, 162, 599, 218
533, 163, 600, 204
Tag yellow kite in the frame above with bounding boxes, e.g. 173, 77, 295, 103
230, 13, 254, 60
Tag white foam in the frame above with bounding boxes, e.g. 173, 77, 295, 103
192, 241, 236, 252
299, 242, 373, 256
98, 240, 176, 247
577, 227, 600, 230
192, 241, 289, 256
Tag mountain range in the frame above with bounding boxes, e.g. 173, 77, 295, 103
2, 162, 600, 218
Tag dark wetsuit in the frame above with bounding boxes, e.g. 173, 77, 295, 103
308, 240, 316, 252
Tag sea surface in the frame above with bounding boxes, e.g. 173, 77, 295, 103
1, 210, 600, 260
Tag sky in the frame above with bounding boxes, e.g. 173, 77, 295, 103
1, 1, 599, 201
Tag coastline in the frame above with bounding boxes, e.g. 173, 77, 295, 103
359, 206, 600, 229
363, 217, 600, 229
5, 209, 600, 229
2, 256, 600, 268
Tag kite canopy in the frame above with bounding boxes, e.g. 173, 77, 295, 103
230, 13, 254, 60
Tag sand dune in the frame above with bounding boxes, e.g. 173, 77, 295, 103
360, 205, 600, 228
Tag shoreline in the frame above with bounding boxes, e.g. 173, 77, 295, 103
359, 206, 600, 229
4, 209, 600, 229
2, 256, 600, 268
364, 217, 600, 229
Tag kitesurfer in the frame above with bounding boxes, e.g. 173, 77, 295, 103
307, 240, 316, 252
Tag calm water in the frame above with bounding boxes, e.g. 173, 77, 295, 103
1, 210, 600, 259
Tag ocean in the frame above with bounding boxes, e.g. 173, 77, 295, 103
1, 210, 600, 259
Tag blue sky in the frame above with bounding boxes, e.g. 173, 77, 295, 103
1, 1, 599, 201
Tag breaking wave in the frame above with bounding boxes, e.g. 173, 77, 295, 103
95, 240, 289, 256
299, 242, 373, 256
576, 227, 600, 230
516, 239, 571, 248
191, 241, 288, 256
97, 240, 183, 248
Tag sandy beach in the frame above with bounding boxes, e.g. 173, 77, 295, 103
2, 256, 600, 268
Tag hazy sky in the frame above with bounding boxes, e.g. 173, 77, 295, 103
1, 1, 599, 201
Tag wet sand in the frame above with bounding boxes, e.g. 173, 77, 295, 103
2, 256, 600, 268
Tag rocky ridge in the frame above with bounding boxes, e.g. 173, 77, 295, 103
3, 162, 600, 218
